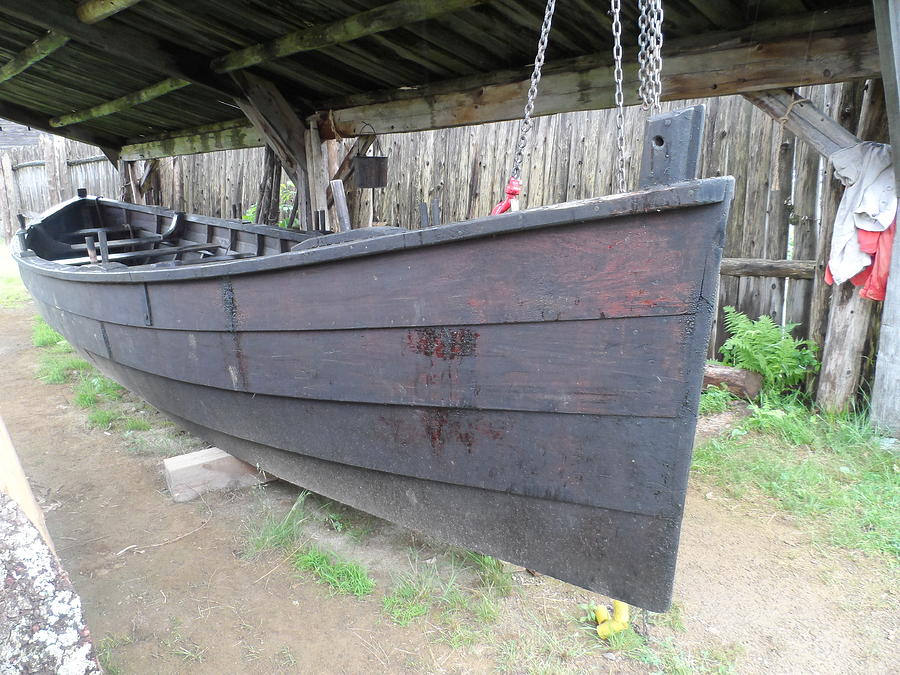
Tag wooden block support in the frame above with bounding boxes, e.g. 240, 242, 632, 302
703, 364, 763, 400
164, 447, 272, 503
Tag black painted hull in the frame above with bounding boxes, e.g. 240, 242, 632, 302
14, 179, 734, 610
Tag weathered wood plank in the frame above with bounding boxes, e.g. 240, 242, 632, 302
163, 447, 270, 503
49, 77, 191, 128
743, 89, 860, 157
119, 123, 265, 161
211, 0, 491, 73
0, 30, 69, 85
719, 258, 815, 279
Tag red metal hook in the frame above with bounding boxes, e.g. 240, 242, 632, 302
491, 177, 522, 215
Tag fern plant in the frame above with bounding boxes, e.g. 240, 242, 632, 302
719, 306, 819, 392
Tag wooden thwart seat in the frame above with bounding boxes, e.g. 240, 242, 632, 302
70, 235, 163, 251
59, 243, 222, 266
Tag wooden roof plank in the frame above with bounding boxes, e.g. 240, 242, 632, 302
49, 76, 191, 127
76, 0, 145, 24
210, 0, 492, 73
0, 30, 69, 85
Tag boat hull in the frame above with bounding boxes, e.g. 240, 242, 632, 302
15, 179, 734, 610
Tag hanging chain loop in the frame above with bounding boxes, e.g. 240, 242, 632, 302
510, 0, 557, 180
611, 0, 626, 193
638, 0, 664, 113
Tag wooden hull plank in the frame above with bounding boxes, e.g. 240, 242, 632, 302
78, 352, 693, 518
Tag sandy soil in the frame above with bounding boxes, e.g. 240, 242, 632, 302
1, 304, 897, 674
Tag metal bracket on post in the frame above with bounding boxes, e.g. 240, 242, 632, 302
638, 104, 706, 188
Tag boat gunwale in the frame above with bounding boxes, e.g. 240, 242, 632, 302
13, 177, 734, 284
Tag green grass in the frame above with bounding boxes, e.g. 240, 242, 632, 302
73, 374, 125, 408
693, 395, 899, 558
0, 275, 28, 308
636, 637, 741, 675
32, 317, 64, 347
463, 552, 513, 597
87, 409, 120, 429
96, 633, 132, 675
698, 384, 737, 415
292, 545, 375, 597
122, 416, 152, 431
382, 574, 433, 625
37, 352, 92, 383
245, 492, 309, 556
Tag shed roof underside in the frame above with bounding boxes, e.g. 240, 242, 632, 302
0, 0, 881, 160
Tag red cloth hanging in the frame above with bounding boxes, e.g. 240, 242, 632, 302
825, 218, 895, 301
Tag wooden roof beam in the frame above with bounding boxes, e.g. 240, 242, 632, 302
0, 98, 123, 163
0, 30, 70, 85
315, 22, 881, 138
211, 0, 491, 73
119, 121, 264, 161
49, 77, 191, 127
76, 0, 144, 24
0, 0, 241, 98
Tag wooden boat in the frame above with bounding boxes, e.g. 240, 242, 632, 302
13, 176, 733, 611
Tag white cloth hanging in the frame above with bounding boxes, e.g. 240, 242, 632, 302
826, 141, 896, 285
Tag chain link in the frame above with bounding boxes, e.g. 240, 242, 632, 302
510, 0, 557, 180
638, 0, 664, 113
611, 0, 626, 193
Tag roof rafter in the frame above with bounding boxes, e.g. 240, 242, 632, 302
0, 0, 240, 98
76, 0, 145, 24
0, 30, 70, 85
211, 0, 491, 74
49, 76, 191, 127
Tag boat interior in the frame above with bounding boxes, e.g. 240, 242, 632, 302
22, 192, 403, 269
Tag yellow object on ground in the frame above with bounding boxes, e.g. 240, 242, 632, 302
596, 600, 630, 639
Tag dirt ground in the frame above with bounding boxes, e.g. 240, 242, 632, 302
1, 302, 897, 674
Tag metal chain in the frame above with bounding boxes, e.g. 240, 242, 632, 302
611, 0, 626, 193
637, 0, 664, 113
510, 0, 557, 180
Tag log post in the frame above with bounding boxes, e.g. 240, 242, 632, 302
871, 0, 900, 434
816, 79, 888, 412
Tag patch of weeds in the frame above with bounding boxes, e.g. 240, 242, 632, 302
96, 633, 132, 675
32, 317, 64, 347
293, 545, 375, 597
161, 620, 206, 663
636, 637, 740, 675
497, 613, 601, 674
648, 601, 686, 632
37, 352, 92, 383
320, 501, 347, 533
464, 552, 513, 597
693, 396, 899, 558
0, 275, 28, 308
245, 492, 309, 556
472, 591, 501, 624
87, 409, 120, 429
273, 645, 297, 668
73, 374, 124, 408
122, 416, 152, 431
698, 384, 736, 415
382, 573, 434, 625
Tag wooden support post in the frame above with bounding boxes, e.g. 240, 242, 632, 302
330, 180, 352, 232
871, 0, 900, 434
305, 119, 331, 231
0, 417, 54, 550
231, 72, 311, 227
0, 30, 69, 84
816, 79, 889, 412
